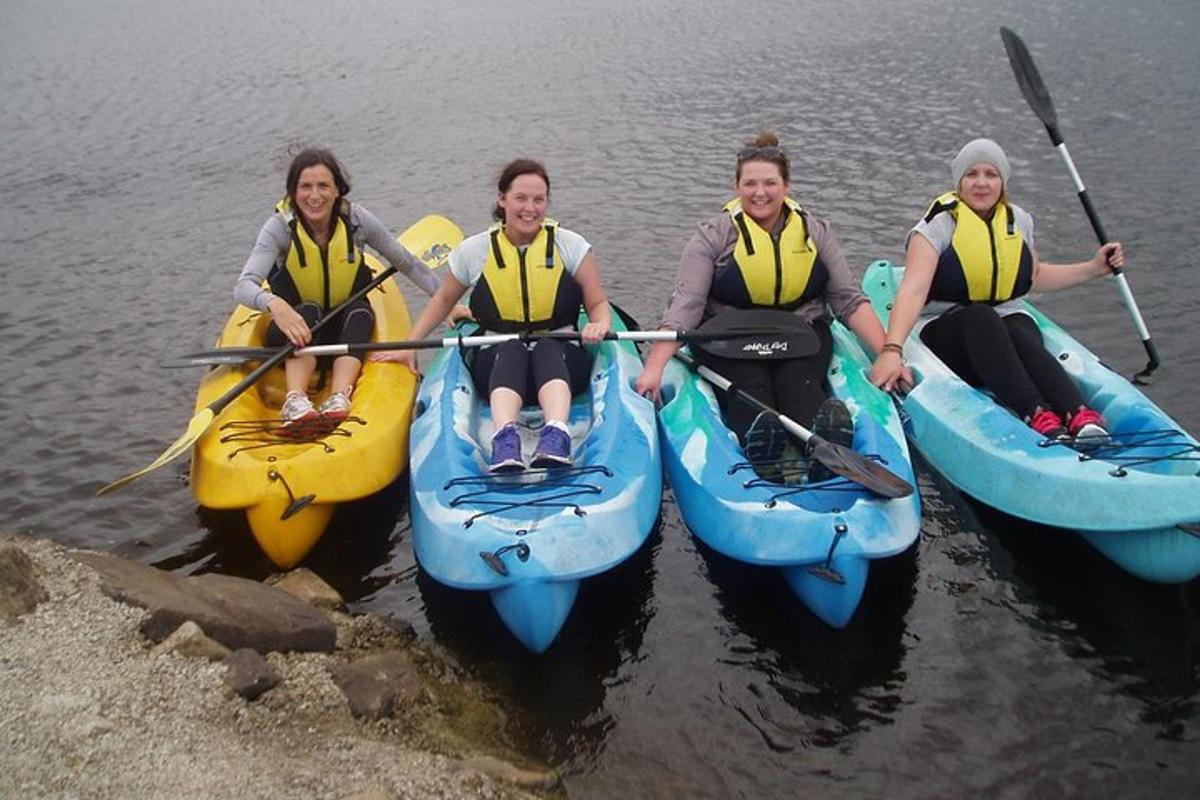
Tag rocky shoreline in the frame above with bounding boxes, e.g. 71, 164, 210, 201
0, 534, 560, 800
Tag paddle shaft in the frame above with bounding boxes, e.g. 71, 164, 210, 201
172, 327, 801, 366
1000, 26, 1159, 379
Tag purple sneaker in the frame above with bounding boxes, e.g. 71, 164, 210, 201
531, 424, 572, 469
489, 423, 524, 473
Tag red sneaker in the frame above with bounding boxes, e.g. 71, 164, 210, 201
1026, 407, 1069, 442
1068, 407, 1109, 448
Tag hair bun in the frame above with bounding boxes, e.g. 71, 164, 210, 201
749, 131, 780, 148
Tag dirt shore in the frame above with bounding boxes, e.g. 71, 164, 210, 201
0, 535, 556, 800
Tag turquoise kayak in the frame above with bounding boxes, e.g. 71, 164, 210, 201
659, 321, 922, 627
863, 259, 1200, 582
409, 312, 662, 653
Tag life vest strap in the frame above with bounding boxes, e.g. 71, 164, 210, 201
489, 228, 506, 269
732, 211, 756, 256
924, 198, 958, 224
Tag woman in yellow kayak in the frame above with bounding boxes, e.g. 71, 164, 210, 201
868, 138, 1124, 444
233, 147, 445, 431
635, 132, 902, 479
375, 158, 612, 471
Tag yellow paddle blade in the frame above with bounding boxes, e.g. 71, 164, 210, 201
400, 214, 464, 270
96, 408, 216, 496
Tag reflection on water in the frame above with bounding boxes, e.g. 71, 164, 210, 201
973, 501, 1200, 738
415, 521, 661, 772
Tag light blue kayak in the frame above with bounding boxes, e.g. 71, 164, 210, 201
658, 322, 922, 627
863, 260, 1200, 582
409, 313, 662, 653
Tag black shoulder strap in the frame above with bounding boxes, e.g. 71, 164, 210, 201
732, 211, 756, 256
340, 203, 356, 263
489, 228, 506, 269
544, 224, 556, 268
923, 197, 958, 224
285, 215, 307, 268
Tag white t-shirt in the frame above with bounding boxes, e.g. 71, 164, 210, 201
448, 225, 592, 287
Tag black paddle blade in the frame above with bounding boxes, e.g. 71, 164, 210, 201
809, 438, 913, 499
695, 308, 821, 360
1000, 27, 1060, 133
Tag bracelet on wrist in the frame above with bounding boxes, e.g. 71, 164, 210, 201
881, 342, 904, 356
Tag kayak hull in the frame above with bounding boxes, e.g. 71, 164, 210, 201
862, 260, 1200, 583
659, 322, 922, 628
410, 314, 662, 652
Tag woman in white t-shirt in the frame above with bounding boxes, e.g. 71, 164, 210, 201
868, 138, 1124, 444
376, 159, 612, 471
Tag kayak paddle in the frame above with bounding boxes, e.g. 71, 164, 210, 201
673, 350, 914, 498
165, 327, 816, 368
1000, 26, 1159, 385
98, 214, 460, 495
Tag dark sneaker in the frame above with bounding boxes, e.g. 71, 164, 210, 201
1068, 406, 1110, 449
531, 424, 573, 469
1026, 406, 1070, 443
807, 397, 854, 483
744, 410, 788, 465
489, 423, 525, 473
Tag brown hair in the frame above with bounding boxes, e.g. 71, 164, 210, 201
492, 159, 551, 221
285, 148, 352, 209
735, 131, 790, 184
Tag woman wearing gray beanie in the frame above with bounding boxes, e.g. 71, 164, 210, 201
868, 138, 1124, 444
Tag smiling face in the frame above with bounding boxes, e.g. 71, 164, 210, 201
497, 172, 549, 245
957, 163, 1004, 215
735, 160, 789, 229
293, 164, 340, 233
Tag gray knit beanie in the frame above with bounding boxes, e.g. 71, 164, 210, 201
951, 138, 1011, 187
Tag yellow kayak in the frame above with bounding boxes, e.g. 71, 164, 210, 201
189, 215, 463, 567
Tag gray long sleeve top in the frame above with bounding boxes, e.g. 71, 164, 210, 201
659, 210, 869, 331
233, 202, 441, 311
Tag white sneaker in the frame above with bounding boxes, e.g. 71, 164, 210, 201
318, 390, 351, 422
281, 391, 318, 424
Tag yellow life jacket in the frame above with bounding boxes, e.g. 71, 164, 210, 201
468, 219, 583, 333
711, 197, 827, 310
925, 191, 1034, 304
270, 198, 366, 311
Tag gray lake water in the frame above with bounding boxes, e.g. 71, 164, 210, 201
2, 0, 1197, 796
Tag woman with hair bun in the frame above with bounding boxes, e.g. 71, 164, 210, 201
635, 132, 900, 479
233, 147, 446, 430
376, 158, 612, 472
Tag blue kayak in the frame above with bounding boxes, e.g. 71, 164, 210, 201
863, 260, 1200, 582
658, 322, 922, 627
409, 313, 662, 652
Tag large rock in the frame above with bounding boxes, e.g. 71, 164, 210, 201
329, 651, 423, 720
0, 544, 48, 623
72, 552, 336, 653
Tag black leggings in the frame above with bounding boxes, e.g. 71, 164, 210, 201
265, 300, 375, 349
468, 338, 592, 403
919, 303, 1084, 420
696, 320, 835, 445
